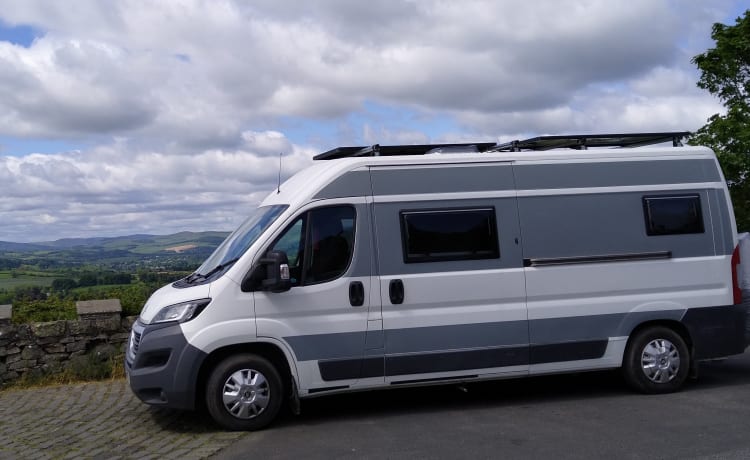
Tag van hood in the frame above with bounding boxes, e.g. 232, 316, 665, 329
138, 282, 211, 324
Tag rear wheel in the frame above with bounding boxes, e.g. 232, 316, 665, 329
623, 326, 690, 394
205, 354, 283, 431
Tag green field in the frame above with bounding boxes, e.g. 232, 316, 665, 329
0, 271, 56, 290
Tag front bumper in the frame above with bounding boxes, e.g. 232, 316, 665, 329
125, 320, 206, 411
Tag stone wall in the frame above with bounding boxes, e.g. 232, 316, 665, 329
0, 300, 136, 386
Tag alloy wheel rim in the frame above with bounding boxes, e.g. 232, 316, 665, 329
640, 338, 681, 383
221, 368, 271, 419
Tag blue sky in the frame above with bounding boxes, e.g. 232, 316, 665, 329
0, 0, 746, 241
0, 20, 38, 47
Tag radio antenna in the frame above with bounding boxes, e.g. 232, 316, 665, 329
277, 152, 282, 194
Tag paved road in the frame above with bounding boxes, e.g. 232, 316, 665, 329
0, 380, 246, 459
220, 353, 750, 460
1, 354, 749, 459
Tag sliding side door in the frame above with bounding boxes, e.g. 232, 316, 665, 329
370, 162, 528, 384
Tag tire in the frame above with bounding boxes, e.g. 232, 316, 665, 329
205, 354, 283, 431
622, 326, 690, 394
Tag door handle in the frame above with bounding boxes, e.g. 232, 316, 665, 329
389, 279, 404, 305
349, 281, 365, 307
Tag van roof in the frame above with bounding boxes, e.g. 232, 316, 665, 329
313, 132, 691, 160
262, 140, 714, 209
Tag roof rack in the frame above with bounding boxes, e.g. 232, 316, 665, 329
313, 142, 497, 160
312, 132, 690, 160
492, 132, 690, 152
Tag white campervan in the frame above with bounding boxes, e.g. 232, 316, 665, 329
126, 132, 747, 430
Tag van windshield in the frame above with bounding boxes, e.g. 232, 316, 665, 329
193, 205, 288, 280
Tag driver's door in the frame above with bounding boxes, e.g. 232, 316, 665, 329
253, 200, 382, 392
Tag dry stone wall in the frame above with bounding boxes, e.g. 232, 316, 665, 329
0, 299, 136, 385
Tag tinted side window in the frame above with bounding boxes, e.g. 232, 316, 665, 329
268, 206, 355, 286
306, 207, 355, 284
400, 208, 500, 263
643, 195, 704, 236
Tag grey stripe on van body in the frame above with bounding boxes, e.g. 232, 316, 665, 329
710, 189, 735, 256
369, 164, 516, 196
317, 340, 610, 381
517, 189, 723, 260
285, 320, 528, 362
285, 331, 366, 361
529, 310, 685, 344
385, 339, 609, 377
313, 163, 516, 200
346, 203, 375, 278
314, 170, 372, 200
513, 159, 720, 190
283, 310, 686, 363
313, 159, 721, 200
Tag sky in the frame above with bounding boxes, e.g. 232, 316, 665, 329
0, 0, 747, 242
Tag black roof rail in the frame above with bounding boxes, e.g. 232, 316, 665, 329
312, 132, 690, 160
492, 132, 690, 152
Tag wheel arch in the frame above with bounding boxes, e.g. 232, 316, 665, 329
624, 319, 694, 364
195, 340, 299, 410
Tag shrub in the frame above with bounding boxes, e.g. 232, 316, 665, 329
12, 297, 76, 323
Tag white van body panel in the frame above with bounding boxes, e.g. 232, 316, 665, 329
525, 256, 732, 319
179, 275, 256, 354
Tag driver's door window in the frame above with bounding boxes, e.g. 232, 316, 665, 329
268, 206, 355, 287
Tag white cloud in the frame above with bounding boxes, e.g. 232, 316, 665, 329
0, 132, 313, 241
362, 124, 430, 146
0, 0, 742, 240
0, 0, 732, 142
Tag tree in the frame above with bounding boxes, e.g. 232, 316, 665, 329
77, 272, 99, 287
51, 278, 78, 292
689, 10, 750, 231
101, 272, 132, 285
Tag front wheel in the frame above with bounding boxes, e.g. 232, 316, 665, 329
622, 326, 690, 394
205, 354, 283, 431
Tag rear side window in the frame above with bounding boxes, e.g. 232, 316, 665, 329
400, 208, 500, 263
643, 195, 704, 236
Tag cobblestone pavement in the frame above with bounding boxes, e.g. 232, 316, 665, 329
0, 379, 249, 459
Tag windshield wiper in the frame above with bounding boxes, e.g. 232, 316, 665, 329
186, 258, 241, 284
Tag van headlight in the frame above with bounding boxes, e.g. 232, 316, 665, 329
150, 299, 211, 324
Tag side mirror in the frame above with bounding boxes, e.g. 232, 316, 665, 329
241, 250, 291, 293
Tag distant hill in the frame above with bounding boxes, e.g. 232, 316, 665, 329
0, 241, 50, 252
0, 231, 229, 252
0, 231, 230, 269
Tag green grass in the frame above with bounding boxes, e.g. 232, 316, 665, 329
0, 272, 56, 289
